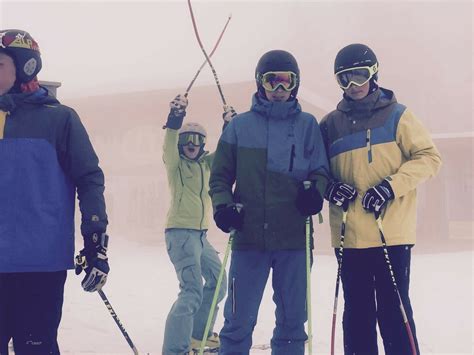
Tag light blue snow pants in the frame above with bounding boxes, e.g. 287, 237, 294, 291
163, 229, 227, 355
219, 250, 308, 355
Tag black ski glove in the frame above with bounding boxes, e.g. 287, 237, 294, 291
362, 179, 394, 214
164, 94, 188, 130
295, 181, 324, 216
325, 180, 358, 208
214, 204, 244, 233
75, 232, 110, 292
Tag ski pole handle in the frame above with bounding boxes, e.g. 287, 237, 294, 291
228, 203, 243, 235
234, 203, 243, 214
374, 209, 381, 220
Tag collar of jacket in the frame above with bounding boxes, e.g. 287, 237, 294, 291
250, 93, 301, 120
179, 150, 209, 162
337, 87, 397, 120
0, 87, 58, 112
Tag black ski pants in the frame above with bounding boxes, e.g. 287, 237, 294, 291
0, 271, 67, 355
337, 245, 420, 355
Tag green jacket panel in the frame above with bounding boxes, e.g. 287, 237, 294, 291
210, 94, 330, 250
163, 128, 212, 230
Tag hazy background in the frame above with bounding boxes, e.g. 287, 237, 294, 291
1, 1, 473, 352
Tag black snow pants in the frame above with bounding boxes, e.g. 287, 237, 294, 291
0, 271, 67, 355
337, 245, 420, 355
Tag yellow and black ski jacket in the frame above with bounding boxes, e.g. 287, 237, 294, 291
320, 88, 442, 248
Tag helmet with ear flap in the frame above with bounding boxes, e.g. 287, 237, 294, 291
0, 29, 42, 84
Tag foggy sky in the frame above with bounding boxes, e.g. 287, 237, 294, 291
1, 0, 472, 133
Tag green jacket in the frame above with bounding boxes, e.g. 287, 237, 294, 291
209, 94, 330, 251
163, 128, 213, 230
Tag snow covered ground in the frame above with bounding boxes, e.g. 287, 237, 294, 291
57, 237, 473, 354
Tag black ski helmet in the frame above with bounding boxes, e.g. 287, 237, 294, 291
334, 43, 377, 74
255, 50, 300, 99
334, 43, 379, 94
0, 29, 42, 84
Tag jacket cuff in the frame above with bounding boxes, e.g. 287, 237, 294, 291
211, 191, 234, 212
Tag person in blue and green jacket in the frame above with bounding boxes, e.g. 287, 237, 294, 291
320, 43, 442, 355
162, 94, 236, 355
0, 29, 109, 355
209, 50, 330, 355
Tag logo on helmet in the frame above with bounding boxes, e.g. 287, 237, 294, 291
0, 31, 39, 51
23, 58, 38, 76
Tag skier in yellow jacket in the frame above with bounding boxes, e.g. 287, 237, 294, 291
320, 43, 442, 355
162, 94, 235, 355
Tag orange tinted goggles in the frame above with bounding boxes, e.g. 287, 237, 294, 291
260, 71, 298, 92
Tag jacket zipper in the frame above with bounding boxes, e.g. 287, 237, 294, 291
232, 277, 236, 314
289, 144, 295, 172
366, 129, 372, 163
177, 167, 184, 206
199, 161, 205, 229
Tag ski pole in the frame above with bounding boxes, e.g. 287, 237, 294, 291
374, 211, 417, 355
187, 0, 228, 106
184, 14, 232, 97
303, 181, 313, 355
98, 289, 139, 355
330, 203, 348, 355
198, 203, 243, 355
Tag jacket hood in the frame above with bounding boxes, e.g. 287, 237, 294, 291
337, 88, 397, 119
250, 93, 301, 120
0, 86, 59, 112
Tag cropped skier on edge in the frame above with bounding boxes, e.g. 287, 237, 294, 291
0, 29, 110, 355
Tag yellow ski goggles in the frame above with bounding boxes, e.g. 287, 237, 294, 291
335, 63, 378, 89
178, 132, 206, 146
260, 71, 298, 92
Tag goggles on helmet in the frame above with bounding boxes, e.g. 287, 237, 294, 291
260, 71, 298, 92
178, 132, 206, 146
335, 63, 378, 90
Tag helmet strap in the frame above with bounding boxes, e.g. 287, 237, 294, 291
20, 77, 39, 93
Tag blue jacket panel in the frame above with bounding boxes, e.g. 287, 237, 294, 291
0, 89, 107, 272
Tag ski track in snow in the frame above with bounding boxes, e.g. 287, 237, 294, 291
56, 239, 473, 354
